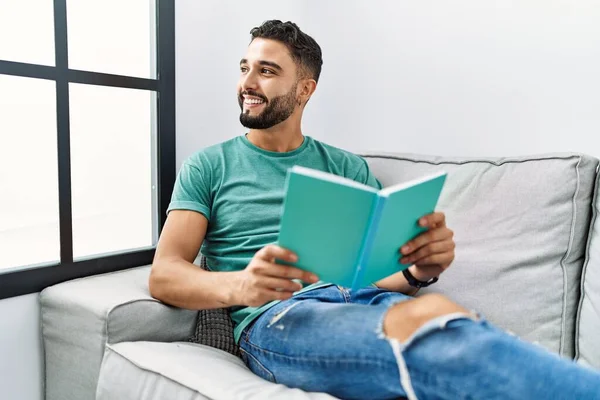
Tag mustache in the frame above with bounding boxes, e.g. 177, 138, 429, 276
240, 90, 268, 102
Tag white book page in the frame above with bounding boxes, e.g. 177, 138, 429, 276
379, 171, 447, 197
291, 165, 378, 192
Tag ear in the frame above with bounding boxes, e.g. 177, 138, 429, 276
297, 78, 317, 106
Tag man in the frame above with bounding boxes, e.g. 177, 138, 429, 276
150, 20, 600, 399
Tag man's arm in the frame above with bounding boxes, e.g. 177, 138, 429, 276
374, 269, 419, 296
149, 210, 320, 310
149, 210, 240, 309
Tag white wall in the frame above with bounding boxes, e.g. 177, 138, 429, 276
176, 0, 600, 165
0, 294, 44, 400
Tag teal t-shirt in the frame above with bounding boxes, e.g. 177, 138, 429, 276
167, 134, 382, 342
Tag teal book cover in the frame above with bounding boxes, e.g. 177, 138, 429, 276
277, 166, 447, 290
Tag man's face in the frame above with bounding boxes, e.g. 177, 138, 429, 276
238, 38, 299, 129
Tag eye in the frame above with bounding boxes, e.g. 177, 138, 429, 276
262, 68, 275, 75
240, 66, 248, 73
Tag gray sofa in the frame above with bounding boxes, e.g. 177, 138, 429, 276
40, 152, 600, 400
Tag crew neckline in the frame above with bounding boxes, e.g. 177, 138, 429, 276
241, 133, 310, 158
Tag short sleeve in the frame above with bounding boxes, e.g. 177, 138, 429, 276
353, 158, 383, 190
167, 160, 212, 220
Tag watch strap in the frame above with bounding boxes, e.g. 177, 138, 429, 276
402, 268, 439, 288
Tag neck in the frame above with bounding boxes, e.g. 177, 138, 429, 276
246, 115, 304, 153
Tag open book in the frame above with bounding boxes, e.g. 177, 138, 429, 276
277, 166, 447, 291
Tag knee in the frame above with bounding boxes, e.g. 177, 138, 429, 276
383, 293, 471, 342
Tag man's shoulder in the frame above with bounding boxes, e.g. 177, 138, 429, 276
310, 137, 368, 166
184, 136, 240, 169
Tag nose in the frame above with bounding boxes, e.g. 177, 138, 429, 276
240, 69, 259, 92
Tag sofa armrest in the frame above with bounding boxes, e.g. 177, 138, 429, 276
40, 265, 198, 400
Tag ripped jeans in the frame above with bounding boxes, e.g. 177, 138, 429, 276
239, 285, 600, 400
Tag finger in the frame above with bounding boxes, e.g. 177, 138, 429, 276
418, 212, 446, 228
255, 261, 319, 284
258, 276, 304, 292
400, 228, 454, 255
413, 253, 453, 269
256, 244, 298, 263
264, 289, 295, 302
400, 240, 455, 265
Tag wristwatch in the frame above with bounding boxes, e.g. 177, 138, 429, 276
402, 268, 439, 288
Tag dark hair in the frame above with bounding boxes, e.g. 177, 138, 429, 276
250, 20, 323, 83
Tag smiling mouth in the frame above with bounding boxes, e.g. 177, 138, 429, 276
243, 96, 266, 106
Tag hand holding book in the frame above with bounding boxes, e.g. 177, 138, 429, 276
233, 244, 320, 307
398, 211, 455, 283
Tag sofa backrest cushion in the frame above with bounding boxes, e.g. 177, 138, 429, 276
362, 153, 599, 359
576, 169, 600, 368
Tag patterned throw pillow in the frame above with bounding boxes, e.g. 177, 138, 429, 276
188, 256, 241, 357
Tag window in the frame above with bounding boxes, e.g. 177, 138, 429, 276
0, 75, 60, 269
0, 0, 175, 299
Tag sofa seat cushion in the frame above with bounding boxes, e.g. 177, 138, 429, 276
96, 341, 337, 400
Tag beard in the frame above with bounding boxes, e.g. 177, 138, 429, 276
238, 87, 297, 129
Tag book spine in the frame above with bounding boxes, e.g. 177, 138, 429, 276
351, 195, 387, 291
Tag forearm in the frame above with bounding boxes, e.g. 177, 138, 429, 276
374, 269, 419, 296
149, 257, 241, 310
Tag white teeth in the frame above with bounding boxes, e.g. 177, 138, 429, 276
244, 98, 265, 105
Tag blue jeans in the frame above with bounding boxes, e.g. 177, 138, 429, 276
239, 285, 600, 400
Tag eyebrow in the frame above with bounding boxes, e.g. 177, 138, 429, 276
239, 59, 283, 72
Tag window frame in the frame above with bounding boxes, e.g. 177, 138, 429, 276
0, 0, 175, 299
